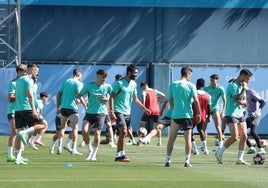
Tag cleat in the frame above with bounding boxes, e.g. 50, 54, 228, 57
115, 155, 131, 162
63, 145, 72, 153
164, 162, 170, 167
236, 159, 250, 165
34, 140, 45, 146
259, 148, 266, 154
72, 150, 83, 155
29, 144, 39, 150
21, 157, 28, 162
57, 147, 62, 155
246, 147, 256, 154
109, 142, 117, 148
157, 142, 162, 146
204, 150, 209, 155
18, 131, 27, 145
91, 156, 97, 161
15, 158, 27, 165
7, 155, 16, 162
215, 151, 223, 164
49, 145, 55, 154
85, 151, 93, 160
184, 163, 192, 167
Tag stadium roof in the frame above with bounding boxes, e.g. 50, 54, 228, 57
1, 0, 268, 9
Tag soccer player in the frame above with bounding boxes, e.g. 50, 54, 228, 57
56, 68, 87, 155
14, 63, 47, 165
79, 69, 113, 161
165, 67, 201, 167
110, 64, 151, 162
138, 98, 172, 146
191, 78, 211, 155
215, 69, 252, 165
204, 74, 226, 148
137, 81, 165, 146
245, 88, 266, 154
6, 64, 27, 162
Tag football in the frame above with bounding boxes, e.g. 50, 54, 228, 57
260, 139, 267, 147
253, 152, 265, 165
137, 127, 148, 137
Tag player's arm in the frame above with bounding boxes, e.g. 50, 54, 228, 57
193, 95, 201, 124
109, 92, 116, 119
8, 93, 16, 103
133, 94, 151, 115
160, 99, 168, 116
27, 89, 38, 118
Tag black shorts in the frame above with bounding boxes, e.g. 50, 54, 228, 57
83, 113, 106, 129
172, 118, 193, 131
141, 114, 159, 123
225, 116, 245, 124
158, 116, 172, 127
15, 110, 44, 129
7, 113, 15, 122
115, 112, 131, 128
61, 108, 78, 117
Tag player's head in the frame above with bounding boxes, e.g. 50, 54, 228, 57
96, 69, 107, 83
239, 69, 252, 83
126, 64, 138, 80
115, 74, 122, 81
16, 64, 27, 76
27, 63, 39, 80
73, 68, 83, 80
140, 81, 148, 89
181, 66, 192, 80
210, 74, 219, 85
196, 78, 205, 90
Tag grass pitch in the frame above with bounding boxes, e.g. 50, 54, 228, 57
0, 134, 267, 188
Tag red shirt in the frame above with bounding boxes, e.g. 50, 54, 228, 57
144, 89, 160, 116
192, 90, 210, 125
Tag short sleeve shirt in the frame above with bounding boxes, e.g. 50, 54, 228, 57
168, 80, 197, 119
60, 78, 83, 110
7, 79, 16, 114
80, 82, 112, 114
112, 78, 137, 115
225, 80, 244, 117
204, 84, 225, 112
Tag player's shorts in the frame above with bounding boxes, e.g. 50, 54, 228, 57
172, 118, 193, 131
225, 116, 245, 124
83, 113, 106, 129
114, 112, 131, 128
141, 114, 159, 123
7, 113, 15, 121
104, 114, 111, 124
158, 116, 171, 127
55, 115, 71, 130
15, 110, 45, 129
60, 108, 78, 117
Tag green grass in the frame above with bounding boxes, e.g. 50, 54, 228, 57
0, 134, 267, 188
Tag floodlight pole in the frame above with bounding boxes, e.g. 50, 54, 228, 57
15, 0, 21, 66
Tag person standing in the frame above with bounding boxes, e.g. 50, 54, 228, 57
204, 74, 226, 148
56, 68, 87, 155
165, 67, 201, 167
245, 88, 266, 154
215, 69, 252, 165
14, 63, 47, 165
137, 81, 165, 146
79, 69, 113, 161
191, 78, 211, 155
110, 64, 151, 162
6, 64, 27, 162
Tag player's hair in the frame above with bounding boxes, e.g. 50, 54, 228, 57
126, 64, 137, 74
115, 74, 122, 80
210, 74, 219, 80
40, 92, 49, 98
27, 63, 39, 69
16, 64, 27, 73
96, 69, 107, 78
181, 66, 192, 77
196, 78, 205, 90
239, 69, 252, 77
73, 68, 83, 77
140, 81, 148, 88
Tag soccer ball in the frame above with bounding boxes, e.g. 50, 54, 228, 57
214, 139, 219, 146
260, 139, 267, 147
253, 152, 265, 165
137, 127, 147, 137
